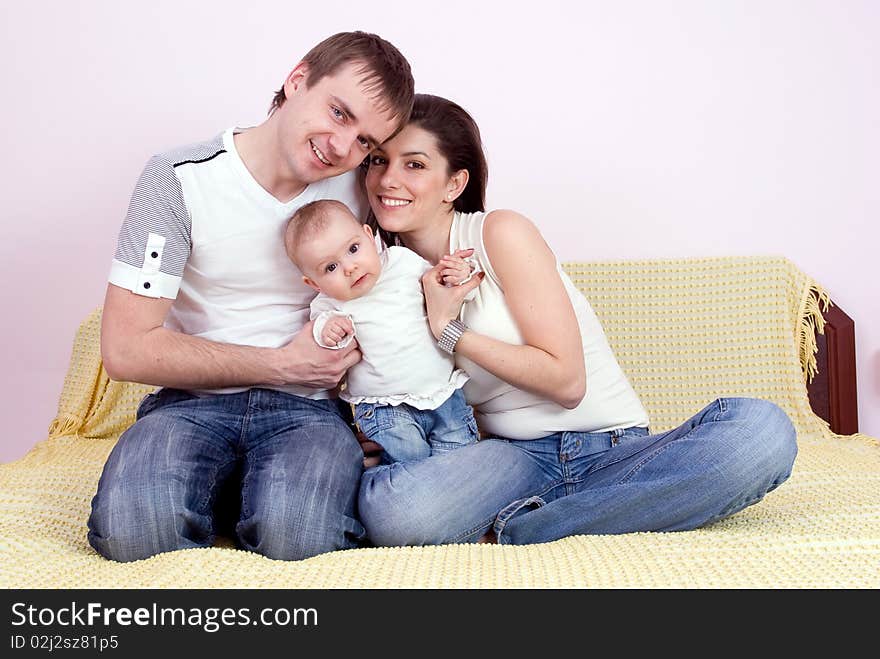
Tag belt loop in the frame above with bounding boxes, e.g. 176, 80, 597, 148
610, 428, 623, 446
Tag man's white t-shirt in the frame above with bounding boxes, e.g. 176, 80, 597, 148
108, 128, 367, 398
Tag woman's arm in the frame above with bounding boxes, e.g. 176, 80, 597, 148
423, 210, 586, 409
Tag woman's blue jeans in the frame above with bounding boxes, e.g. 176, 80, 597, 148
359, 397, 798, 546
88, 388, 365, 562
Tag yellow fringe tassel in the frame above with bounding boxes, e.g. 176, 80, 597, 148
797, 281, 831, 384
47, 413, 82, 440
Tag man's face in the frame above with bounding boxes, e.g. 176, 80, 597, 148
276, 62, 399, 188
300, 214, 382, 302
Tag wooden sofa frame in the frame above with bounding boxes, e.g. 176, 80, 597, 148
808, 297, 858, 435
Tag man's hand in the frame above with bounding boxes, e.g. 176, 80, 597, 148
273, 320, 361, 389
321, 316, 355, 347
101, 284, 360, 390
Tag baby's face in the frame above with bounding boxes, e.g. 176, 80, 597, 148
300, 213, 382, 301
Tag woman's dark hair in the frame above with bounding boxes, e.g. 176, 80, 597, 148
367, 93, 488, 247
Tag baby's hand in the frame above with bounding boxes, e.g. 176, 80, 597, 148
439, 248, 477, 287
321, 316, 354, 347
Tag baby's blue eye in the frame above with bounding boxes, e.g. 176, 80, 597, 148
349, 243, 359, 254
326, 263, 337, 273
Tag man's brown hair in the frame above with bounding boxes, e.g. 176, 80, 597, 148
270, 31, 414, 130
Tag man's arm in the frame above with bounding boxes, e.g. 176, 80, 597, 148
101, 283, 360, 389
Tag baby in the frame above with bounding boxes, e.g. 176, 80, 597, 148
284, 199, 479, 466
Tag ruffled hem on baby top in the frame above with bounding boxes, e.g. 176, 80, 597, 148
340, 369, 470, 410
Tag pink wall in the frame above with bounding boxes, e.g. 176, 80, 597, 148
2, 1, 877, 462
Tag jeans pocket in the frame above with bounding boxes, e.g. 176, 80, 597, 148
465, 411, 480, 441
135, 388, 196, 420
431, 437, 479, 455
590, 430, 656, 473
135, 391, 161, 419
354, 404, 396, 439
431, 411, 480, 454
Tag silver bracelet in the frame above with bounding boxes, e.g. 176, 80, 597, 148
438, 319, 468, 354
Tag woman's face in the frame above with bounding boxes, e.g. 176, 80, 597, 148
365, 124, 456, 235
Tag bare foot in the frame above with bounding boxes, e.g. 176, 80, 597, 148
477, 530, 497, 544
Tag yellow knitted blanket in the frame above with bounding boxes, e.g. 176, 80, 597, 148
2, 256, 877, 588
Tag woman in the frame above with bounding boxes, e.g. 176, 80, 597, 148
357, 94, 797, 546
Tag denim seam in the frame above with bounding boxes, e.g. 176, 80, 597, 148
305, 396, 345, 420
268, 390, 344, 419
491, 480, 565, 544
450, 477, 563, 545
199, 456, 239, 545
614, 412, 727, 485
239, 460, 253, 522
449, 516, 499, 544
238, 398, 256, 523
135, 396, 153, 421
615, 440, 679, 486
466, 415, 479, 441
591, 413, 717, 477
431, 436, 479, 451
357, 405, 396, 436
705, 492, 764, 526
615, 398, 730, 487
584, 429, 652, 473
239, 411, 252, 452
706, 467, 794, 525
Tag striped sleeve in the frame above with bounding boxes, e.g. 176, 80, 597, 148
108, 155, 192, 299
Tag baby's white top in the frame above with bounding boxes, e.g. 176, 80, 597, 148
311, 245, 468, 409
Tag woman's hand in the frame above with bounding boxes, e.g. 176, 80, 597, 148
439, 248, 476, 287
421, 263, 484, 340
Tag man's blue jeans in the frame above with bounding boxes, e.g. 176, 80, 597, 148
359, 397, 798, 546
88, 388, 364, 562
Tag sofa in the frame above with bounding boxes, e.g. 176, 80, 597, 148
1, 256, 877, 588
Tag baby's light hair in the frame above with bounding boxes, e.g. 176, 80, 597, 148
284, 199, 359, 269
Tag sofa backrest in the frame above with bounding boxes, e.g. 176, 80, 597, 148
48, 256, 832, 442
562, 256, 830, 438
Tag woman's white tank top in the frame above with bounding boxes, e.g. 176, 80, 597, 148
450, 210, 649, 440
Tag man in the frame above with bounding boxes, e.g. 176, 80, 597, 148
88, 31, 414, 562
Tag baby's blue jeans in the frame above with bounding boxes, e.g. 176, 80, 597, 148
353, 388, 478, 465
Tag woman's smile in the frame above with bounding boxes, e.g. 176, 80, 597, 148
378, 196, 412, 207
